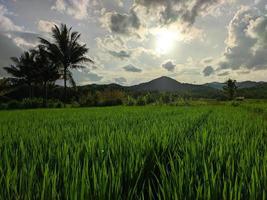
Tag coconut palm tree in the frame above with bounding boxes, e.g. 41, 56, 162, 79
39, 24, 94, 103
4, 51, 38, 99
223, 79, 238, 100
34, 46, 60, 106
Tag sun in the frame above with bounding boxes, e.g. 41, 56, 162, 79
155, 29, 180, 54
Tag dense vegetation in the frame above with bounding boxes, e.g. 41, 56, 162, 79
0, 103, 267, 199
1, 23, 93, 106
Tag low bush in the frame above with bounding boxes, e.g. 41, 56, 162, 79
7, 100, 22, 109
21, 98, 43, 109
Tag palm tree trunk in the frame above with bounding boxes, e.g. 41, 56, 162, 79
64, 67, 67, 107
43, 81, 47, 107
28, 83, 32, 99
45, 83, 48, 107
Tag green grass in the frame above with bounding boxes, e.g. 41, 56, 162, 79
0, 105, 267, 199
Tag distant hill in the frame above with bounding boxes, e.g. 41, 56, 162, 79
237, 83, 267, 98
205, 81, 265, 90
204, 82, 224, 90
61, 76, 267, 99
130, 76, 212, 92
128, 76, 222, 98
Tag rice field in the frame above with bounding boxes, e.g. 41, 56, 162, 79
0, 104, 267, 199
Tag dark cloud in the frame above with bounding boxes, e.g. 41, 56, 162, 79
123, 64, 142, 72
107, 9, 141, 35
0, 33, 22, 77
217, 71, 230, 76
114, 77, 127, 84
108, 50, 131, 59
134, 0, 223, 25
218, 6, 267, 71
162, 60, 176, 72
203, 66, 214, 76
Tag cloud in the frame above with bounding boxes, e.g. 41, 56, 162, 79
202, 57, 213, 64
101, 9, 142, 37
87, 72, 103, 82
217, 71, 230, 76
203, 66, 215, 76
108, 50, 131, 59
51, 0, 90, 20
0, 4, 38, 50
134, 0, 225, 26
8, 31, 39, 49
114, 77, 127, 84
123, 64, 142, 72
218, 6, 267, 71
38, 20, 57, 33
0, 4, 22, 31
162, 60, 176, 72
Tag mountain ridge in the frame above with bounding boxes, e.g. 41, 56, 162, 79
79, 76, 266, 92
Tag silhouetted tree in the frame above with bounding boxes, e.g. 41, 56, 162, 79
0, 78, 12, 97
39, 24, 94, 104
223, 79, 237, 100
34, 46, 60, 106
4, 51, 38, 99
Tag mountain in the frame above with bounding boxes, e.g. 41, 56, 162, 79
204, 82, 224, 90
130, 76, 212, 92
128, 76, 222, 98
237, 82, 267, 98
237, 81, 262, 89
205, 81, 265, 90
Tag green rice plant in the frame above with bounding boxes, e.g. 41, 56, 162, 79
0, 105, 266, 199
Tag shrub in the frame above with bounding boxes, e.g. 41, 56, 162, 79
7, 100, 21, 109
21, 98, 43, 109
97, 90, 125, 107
71, 101, 80, 108
0, 103, 8, 110
47, 99, 64, 108
231, 101, 240, 107
125, 96, 136, 106
79, 92, 98, 107
136, 96, 146, 106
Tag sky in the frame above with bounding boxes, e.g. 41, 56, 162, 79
0, 0, 266, 85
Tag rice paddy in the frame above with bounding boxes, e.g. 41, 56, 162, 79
0, 104, 267, 199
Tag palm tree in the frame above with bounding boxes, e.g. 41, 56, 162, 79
34, 46, 60, 106
0, 78, 12, 97
223, 79, 238, 100
39, 24, 94, 103
4, 51, 38, 99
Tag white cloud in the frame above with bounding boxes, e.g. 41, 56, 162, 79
0, 4, 22, 31
37, 20, 57, 33
218, 6, 267, 71
51, 0, 90, 20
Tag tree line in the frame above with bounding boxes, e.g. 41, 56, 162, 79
3, 24, 93, 106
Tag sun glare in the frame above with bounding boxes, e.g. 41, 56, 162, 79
155, 29, 181, 54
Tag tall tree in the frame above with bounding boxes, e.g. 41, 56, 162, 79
223, 79, 238, 100
4, 51, 38, 99
39, 24, 94, 103
34, 46, 60, 106
0, 78, 12, 97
